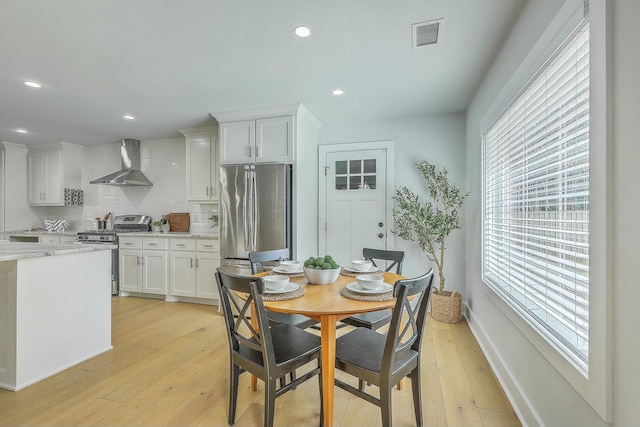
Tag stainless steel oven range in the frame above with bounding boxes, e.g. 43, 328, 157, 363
77, 215, 151, 295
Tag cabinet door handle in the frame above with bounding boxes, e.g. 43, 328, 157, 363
190, 258, 194, 268
249, 145, 254, 158
137, 255, 141, 265
206, 186, 209, 196
256, 145, 262, 157
203, 244, 213, 248
148, 243, 157, 246
196, 259, 200, 268
177, 244, 186, 247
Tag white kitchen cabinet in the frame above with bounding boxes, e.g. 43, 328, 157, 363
38, 235, 60, 244
180, 127, 219, 203
194, 239, 220, 299
119, 236, 168, 295
219, 116, 293, 164
27, 142, 83, 206
119, 248, 143, 293
59, 235, 78, 244
34, 234, 76, 244
169, 238, 219, 299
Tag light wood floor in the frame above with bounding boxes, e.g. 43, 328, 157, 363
0, 297, 521, 427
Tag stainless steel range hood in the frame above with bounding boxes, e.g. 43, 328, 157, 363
90, 139, 153, 187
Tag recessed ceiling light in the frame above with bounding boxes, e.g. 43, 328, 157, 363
24, 81, 42, 88
332, 89, 344, 96
294, 26, 311, 38
123, 115, 135, 120
14, 128, 28, 133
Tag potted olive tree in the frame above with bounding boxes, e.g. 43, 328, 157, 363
392, 160, 469, 323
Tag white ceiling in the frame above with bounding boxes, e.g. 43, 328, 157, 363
0, 0, 525, 146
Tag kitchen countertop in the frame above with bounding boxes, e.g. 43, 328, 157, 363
3, 230, 219, 238
4, 230, 79, 237
0, 242, 116, 262
117, 231, 219, 238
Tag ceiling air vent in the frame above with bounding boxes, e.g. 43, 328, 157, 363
412, 19, 443, 49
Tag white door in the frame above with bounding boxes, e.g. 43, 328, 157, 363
195, 253, 219, 299
186, 135, 213, 202
319, 141, 394, 266
119, 250, 142, 292
142, 251, 166, 294
256, 116, 293, 163
219, 120, 255, 164
28, 151, 45, 204
43, 150, 62, 204
169, 252, 196, 297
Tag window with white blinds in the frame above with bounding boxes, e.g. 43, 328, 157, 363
482, 21, 589, 372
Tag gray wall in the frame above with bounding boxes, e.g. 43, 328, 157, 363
319, 113, 467, 282
465, 0, 639, 426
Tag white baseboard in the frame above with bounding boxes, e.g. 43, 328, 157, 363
464, 305, 544, 427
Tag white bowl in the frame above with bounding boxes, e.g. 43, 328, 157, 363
279, 260, 301, 272
262, 275, 290, 291
304, 267, 341, 285
351, 259, 373, 271
356, 274, 384, 290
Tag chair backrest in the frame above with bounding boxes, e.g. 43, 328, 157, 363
362, 248, 405, 274
215, 268, 276, 371
248, 248, 290, 274
382, 269, 434, 379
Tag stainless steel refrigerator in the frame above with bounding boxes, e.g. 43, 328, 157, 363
219, 163, 292, 275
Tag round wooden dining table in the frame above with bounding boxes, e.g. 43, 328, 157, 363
255, 270, 404, 427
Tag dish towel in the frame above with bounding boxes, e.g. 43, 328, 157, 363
44, 219, 70, 232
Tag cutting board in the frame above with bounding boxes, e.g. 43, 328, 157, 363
165, 213, 190, 232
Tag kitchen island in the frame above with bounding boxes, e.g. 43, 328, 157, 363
0, 242, 114, 391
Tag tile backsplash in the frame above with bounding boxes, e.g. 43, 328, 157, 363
45, 137, 218, 232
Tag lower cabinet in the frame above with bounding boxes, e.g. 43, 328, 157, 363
118, 235, 219, 302
119, 237, 168, 294
169, 238, 220, 299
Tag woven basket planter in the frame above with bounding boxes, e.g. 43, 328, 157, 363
431, 290, 462, 323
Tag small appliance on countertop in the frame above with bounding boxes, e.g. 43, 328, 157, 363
111, 214, 152, 231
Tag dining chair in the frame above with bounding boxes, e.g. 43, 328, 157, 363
334, 269, 434, 427
340, 248, 405, 330
249, 249, 319, 330
215, 268, 324, 427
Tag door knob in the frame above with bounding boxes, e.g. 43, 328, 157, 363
378, 233, 384, 238
378, 222, 384, 227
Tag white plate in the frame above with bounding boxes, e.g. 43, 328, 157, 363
346, 282, 393, 294
343, 266, 379, 274
265, 282, 299, 294
272, 266, 304, 274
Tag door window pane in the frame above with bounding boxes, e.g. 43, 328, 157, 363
334, 158, 377, 191
364, 175, 376, 189
364, 159, 376, 173
349, 176, 361, 190
349, 160, 361, 174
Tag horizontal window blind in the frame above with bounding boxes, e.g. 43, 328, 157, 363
482, 21, 589, 371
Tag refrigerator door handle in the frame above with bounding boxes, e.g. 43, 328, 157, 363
243, 168, 251, 252
251, 169, 258, 251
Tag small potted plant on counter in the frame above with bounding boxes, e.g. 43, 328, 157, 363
208, 213, 219, 230
151, 220, 162, 232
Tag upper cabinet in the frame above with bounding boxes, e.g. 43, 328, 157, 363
219, 116, 293, 164
27, 142, 83, 206
180, 126, 218, 203
214, 104, 319, 165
